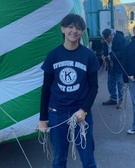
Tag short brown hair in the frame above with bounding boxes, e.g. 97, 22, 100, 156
61, 13, 86, 31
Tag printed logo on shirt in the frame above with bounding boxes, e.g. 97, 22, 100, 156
59, 67, 77, 85
59, 67, 79, 92
53, 60, 86, 92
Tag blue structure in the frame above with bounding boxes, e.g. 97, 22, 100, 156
83, 0, 129, 62
83, 0, 103, 38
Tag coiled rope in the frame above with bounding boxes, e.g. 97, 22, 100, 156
38, 131, 53, 161
38, 112, 89, 161
95, 84, 128, 134
67, 113, 89, 160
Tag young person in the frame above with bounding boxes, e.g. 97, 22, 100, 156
38, 13, 100, 168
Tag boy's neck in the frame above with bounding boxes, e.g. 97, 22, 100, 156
63, 41, 79, 50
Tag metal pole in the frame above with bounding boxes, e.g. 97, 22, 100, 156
110, 0, 114, 29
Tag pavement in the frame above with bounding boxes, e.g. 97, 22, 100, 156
0, 70, 135, 168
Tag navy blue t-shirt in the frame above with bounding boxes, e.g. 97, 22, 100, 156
41, 44, 99, 112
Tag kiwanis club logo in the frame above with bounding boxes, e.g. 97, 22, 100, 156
59, 67, 77, 85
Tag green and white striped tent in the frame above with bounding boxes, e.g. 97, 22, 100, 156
0, 0, 88, 143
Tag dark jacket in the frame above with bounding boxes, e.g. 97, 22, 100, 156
123, 36, 135, 83
102, 31, 126, 73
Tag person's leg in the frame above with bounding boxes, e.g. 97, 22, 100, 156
49, 110, 69, 168
129, 80, 135, 130
116, 73, 123, 102
116, 73, 123, 109
76, 112, 96, 168
108, 70, 117, 101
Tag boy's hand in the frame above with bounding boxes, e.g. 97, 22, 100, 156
38, 121, 48, 133
75, 109, 87, 122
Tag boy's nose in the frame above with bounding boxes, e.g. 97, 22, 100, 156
72, 27, 77, 32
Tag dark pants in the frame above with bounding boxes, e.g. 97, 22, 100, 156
129, 80, 135, 130
48, 109, 96, 168
108, 69, 123, 101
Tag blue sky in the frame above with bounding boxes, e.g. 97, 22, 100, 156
121, 0, 134, 3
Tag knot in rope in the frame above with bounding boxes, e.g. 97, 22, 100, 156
67, 113, 89, 160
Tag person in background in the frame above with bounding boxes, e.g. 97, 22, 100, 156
38, 13, 100, 168
123, 26, 135, 134
101, 28, 126, 109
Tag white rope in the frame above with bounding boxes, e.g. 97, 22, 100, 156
0, 107, 81, 168
110, 50, 129, 78
38, 113, 89, 161
95, 86, 128, 134
68, 118, 89, 160
0, 106, 17, 123
67, 114, 89, 148
38, 131, 53, 161
0, 106, 35, 167
11, 128, 33, 168
67, 114, 78, 160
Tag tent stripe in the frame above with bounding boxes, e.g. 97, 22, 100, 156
0, 0, 52, 28
0, 26, 63, 80
0, 88, 41, 129
0, 63, 43, 104
0, 0, 73, 56
0, 113, 39, 143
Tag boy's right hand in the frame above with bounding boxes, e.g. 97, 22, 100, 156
38, 121, 48, 133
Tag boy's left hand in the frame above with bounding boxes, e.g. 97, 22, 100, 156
75, 109, 86, 122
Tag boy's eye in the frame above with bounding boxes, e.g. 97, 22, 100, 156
68, 25, 74, 29
68, 25, 82, 30
76, 27, 81, 30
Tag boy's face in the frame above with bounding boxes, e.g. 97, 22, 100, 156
61, 24, 83, 43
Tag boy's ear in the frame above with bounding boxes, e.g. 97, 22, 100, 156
61, 26, 65, 33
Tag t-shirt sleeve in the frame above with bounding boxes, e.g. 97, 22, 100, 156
41, 52, 54, 73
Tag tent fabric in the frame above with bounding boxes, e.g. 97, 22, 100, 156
0, 0, 88, 143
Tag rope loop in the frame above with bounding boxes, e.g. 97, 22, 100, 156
38, 113, 89, 160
